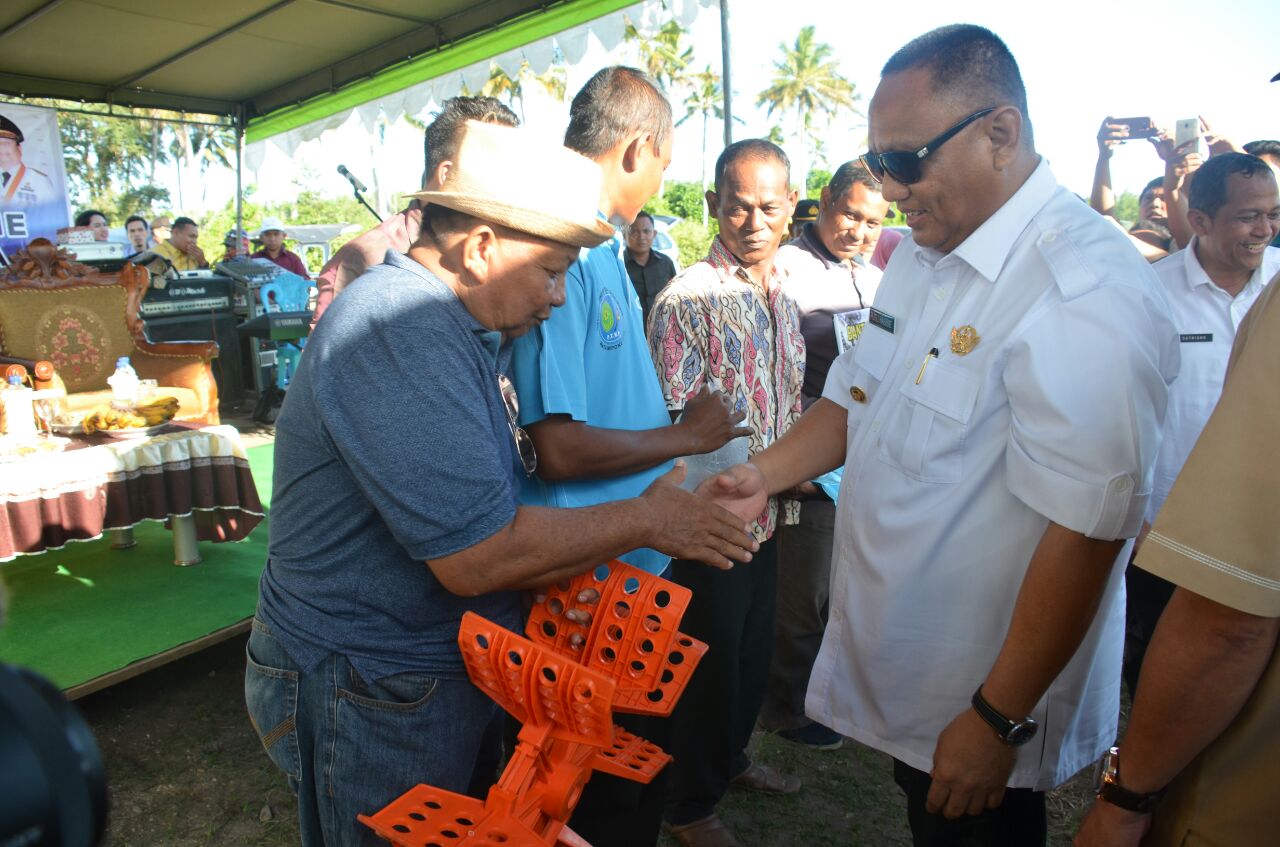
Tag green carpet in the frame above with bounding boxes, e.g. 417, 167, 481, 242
0, 442, 274, 689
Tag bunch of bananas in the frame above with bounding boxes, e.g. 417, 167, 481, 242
83, 396, 180, 433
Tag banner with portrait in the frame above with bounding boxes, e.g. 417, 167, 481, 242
0, 102, 71, 258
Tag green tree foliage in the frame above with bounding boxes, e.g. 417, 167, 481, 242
756, 26, 859, 187
647, 180, 707, 223
806, 168, 832, 200
29, 100, 172, 224
670, 219, 717, 266
1113, 191, 1140, 226
623, 18, 693, 93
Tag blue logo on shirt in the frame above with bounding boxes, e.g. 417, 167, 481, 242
599, 289, 623, 349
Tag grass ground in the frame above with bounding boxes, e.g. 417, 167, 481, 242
79, 633, 1096, 846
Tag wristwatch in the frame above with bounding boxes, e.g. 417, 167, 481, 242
1093, 747, 1164, 813
970, 686, 1039, 746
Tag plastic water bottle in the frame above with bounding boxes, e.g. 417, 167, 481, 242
2, 374, 36, 438
107, 356, 139, 410
677, 435, 751, 492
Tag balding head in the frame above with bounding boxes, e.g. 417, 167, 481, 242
881, 24, 1033, 149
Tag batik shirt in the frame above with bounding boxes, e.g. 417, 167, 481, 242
646, 236, 806, 540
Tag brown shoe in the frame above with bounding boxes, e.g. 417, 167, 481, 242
729, 762, 802, 795
667, 814, 744, 847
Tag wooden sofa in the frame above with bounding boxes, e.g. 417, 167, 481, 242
0, 240, 219, 424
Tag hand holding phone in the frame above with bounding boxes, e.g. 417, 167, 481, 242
1112, 117, 1158, 140
1174, 117, 1201, 152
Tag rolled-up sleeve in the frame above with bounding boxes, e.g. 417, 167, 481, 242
1003, 285, 1178, 540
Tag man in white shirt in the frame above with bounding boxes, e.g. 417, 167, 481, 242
763, 160, 887, 750
699, 24, 1179, 845
1124, 152, 1279, 694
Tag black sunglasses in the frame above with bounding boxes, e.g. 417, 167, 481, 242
497, 373, 537, 476
861, 107, 996, 185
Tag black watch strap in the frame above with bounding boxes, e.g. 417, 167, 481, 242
971, 686, 1039, 746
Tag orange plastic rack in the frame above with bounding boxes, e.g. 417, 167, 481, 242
359, 561, 707, 847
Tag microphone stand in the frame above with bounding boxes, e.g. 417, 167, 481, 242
351, 184, 383, 224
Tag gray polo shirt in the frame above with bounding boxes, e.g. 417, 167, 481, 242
259, 251, 524, 681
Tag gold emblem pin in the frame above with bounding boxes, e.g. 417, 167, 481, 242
850, 386, 867, 403
950, 325, 981, 356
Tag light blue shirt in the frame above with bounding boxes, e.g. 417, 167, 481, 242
511, 235, 674, 574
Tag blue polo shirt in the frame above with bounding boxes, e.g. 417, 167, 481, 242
258, 251, 524, 682
511, 236, 674, 575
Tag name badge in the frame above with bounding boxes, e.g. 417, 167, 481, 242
869, 307, 896, 335
833, 307, 871, 355
1179, 333, 1213, 343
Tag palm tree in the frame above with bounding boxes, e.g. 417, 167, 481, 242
481, 60, 568, 121
678, 66, 729, 223
623, 17, 693, 94
756, 25, 859, 189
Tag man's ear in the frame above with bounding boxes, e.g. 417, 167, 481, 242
819, 185, 832, 211
460, 225, 498, 283
705, 189, 720, 219
621, 132, 652, 174
988, 106, 1024, 171
426, 160, 452, 192
1187, 208, 1213, 239
787, 188, 800, 215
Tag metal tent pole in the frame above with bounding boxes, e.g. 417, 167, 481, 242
720, 0, 732, 147
234, 107, 244, 248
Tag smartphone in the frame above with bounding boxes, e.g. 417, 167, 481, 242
1175, 117, 1200, 150
1113, 116, 1157, 139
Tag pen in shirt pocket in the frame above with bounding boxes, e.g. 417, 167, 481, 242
915, 347, 940, 385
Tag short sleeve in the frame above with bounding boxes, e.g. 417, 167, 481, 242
510, 255, 591, 425
647, 281, 707, 410
1003, 285, 1178, 540
821, 346, 858, 410
1137, 282, 1280, 617
315, 296, 516, 560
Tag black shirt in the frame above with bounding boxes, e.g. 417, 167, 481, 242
623, 249, 678, 332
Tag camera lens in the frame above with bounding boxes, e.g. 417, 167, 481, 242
0, 663, 108, 847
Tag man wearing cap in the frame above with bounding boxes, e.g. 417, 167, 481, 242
150, 215, 172, 248
251, 217, 311, 278
246, 120, 759, 847
153, 216, 208, 271
0, 115, 55, 209
788, 198, 819, 240
311, 96, 518, 328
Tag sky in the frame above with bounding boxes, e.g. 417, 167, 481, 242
167, 0, 1280, 223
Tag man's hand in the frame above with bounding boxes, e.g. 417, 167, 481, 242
1166, 150, 1203, 190
1199, 116, 1241, 157
1096, 117, 1129, 158
1073, 798, 1151, 847
694, 462, 769, 525
641, 462, 758, 569
926, 708, 1017, 819
678, 385, 753, 455
185, 243, 208, 265
1148, 128, 1176, 162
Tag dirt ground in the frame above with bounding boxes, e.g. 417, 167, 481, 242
77, 633, 1095, 846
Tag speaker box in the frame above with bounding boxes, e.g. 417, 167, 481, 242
140, 312, 246, 409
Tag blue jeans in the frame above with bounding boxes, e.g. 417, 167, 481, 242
243, 618, 501, 847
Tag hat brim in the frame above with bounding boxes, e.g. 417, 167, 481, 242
410, 190, 613, 249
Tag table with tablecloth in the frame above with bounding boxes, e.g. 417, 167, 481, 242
0, 424, 264, 564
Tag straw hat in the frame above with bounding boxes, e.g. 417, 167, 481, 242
410, 120, 613, 249
255, 216, 287, 238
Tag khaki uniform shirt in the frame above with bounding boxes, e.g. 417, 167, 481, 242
1137, 271, 1280, 846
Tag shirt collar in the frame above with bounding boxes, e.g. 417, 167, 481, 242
919, 157, 1058, 283
705, 235, 785, 286
796, 222, 842, 268
384, 251, 504, 366
1184, 236, 1269, 299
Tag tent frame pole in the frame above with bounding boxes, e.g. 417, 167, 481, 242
720, 0, 732, 147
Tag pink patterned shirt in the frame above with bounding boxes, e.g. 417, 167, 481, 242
646, 236, 806, 540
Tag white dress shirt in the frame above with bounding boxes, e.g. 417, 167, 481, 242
808, 160, 1180, 790
1147, 241, 1277, 522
